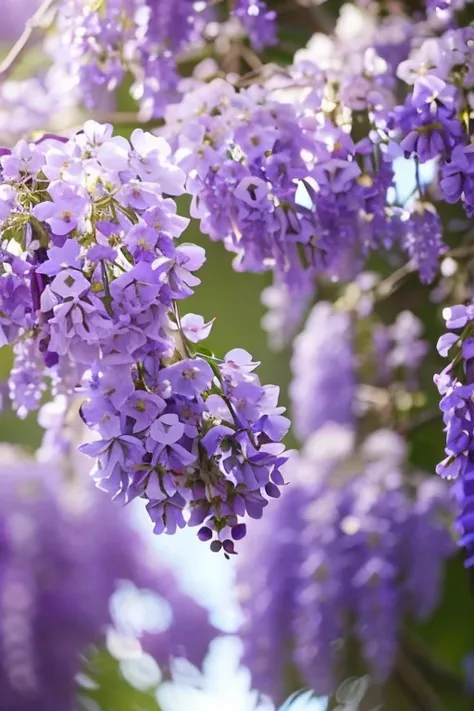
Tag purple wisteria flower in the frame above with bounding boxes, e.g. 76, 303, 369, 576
435, 302, 474, 566
232, 0, 277, 51
179, 313, 215, 343
0, 122, 289, 552
158, 9, 457, 311
372, 310, 429, 390
261, 274, 313, 350
441, 144, 474, 215
397, 75, 464, 163
50, 0, 276, 119
239, 427, 455, 702
290, 302, 355, 442
425, 0, 468, 17
166, 76, 404, 294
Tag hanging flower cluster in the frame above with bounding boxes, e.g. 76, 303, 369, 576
239, 426, 455, 702
289, 301, 355, 441
238, 291, 455, 703
0, 122, 289, 552
160, 1, 459, 332
166, 76, 402, 292
435, 302, 474, 566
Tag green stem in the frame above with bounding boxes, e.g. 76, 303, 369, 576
172, 302, 192, 359
113, 200, 139, 225
100, 262, 113, 316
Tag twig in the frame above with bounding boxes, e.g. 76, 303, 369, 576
375, 262, 415, 300
395, 650, 447, 711
401, 631, 463, 688
37, 111, 162, 140
400, 408, 442, 434
236, 63, 289, 88
238, 44, 263, 71
78, 111, 159, 128
0, 0, 57, 82
292, 0, 336, 34
393, 669, 429, 711
90, 111, 142, 125
447, 243, 474, 260
372, 235, 474, 303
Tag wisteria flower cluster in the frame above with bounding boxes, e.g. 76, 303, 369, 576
289, 299, 429, 442
166, 76, 402, 293
290, 301, 355, 441
0, 122, 289, 552
51, 0, 276, 119
394, 24, 474, 220
239, 426, 455, 702
371, 310, 429, 391
161, 7, 454, 326
435, 302, 474, 566
238, 291, 454, 703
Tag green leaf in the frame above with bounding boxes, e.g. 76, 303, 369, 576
78, 647, 162, 711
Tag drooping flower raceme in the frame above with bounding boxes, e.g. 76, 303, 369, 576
396, 27, 474, 219
435, 302, 474, 566
163, 9, 450, 319
166, 76, 402, 293
239, 427, 455, 702
372, 310, 429, 391
289, 300, 430, 445
0, 122, 289, 552
290, 301, 355, 442
237, 479, 308, 703
260, 273, 313, 351
0, 444, 216, 711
